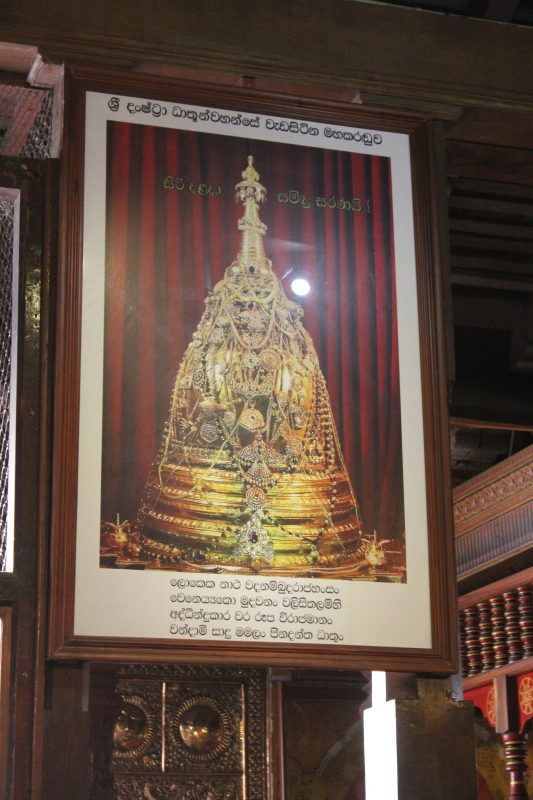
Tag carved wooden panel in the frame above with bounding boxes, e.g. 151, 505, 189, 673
104, 665, 267, 800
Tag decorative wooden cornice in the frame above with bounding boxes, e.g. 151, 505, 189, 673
454, 445, 533, 537
453, 445, 533, 581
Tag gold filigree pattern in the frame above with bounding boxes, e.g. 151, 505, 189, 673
115, 777, 239, 800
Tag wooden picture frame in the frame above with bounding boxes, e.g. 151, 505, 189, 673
49, 65, 457, 672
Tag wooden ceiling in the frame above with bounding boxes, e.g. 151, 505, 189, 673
444, 104, 533, 482
348, 7, 533, 481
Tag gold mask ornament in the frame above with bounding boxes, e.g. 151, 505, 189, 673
138, 156, 364, 576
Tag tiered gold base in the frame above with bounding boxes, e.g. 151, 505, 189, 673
138, 454, 362, 576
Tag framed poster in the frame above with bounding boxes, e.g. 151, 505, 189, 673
49, 66, 457, 671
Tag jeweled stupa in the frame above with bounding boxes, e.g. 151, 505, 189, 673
138, 157, 363, 575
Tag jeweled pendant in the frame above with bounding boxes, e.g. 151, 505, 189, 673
233, 512, 274, 564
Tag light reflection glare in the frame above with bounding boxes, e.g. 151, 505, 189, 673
291, 277, 311, 297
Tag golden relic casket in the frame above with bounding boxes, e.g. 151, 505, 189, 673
138, 157, 364, 576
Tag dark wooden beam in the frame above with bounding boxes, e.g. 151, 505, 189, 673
447, 141, 533, 185
1, 0, 533, 112
451, 273, 533, 291
450, 416, 533, 431
451, 382, 533, 426
449, 178, 533, 200
450, 254, 533, 277
450, 231, 533, 254
471, 0, 521, 21
449, 194, 533, 218
449, 217, 533, 240
488, 0, 521, 20
446, 108, 533, 149
385, 0, 469, 8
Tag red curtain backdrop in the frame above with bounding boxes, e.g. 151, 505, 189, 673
102, 120, 404, 540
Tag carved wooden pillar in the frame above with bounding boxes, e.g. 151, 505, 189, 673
491, 675, 529, 800
364, 673, 477, 799
501, 732, 528, 799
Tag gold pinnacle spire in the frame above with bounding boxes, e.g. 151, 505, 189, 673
235, 155, 268, 267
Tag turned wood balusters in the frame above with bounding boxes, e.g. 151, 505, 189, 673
517, 586, 533, 658
460, 585, 533, 677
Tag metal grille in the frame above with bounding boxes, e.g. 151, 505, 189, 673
20, 89, 53, 159
0, 200, 14, 571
